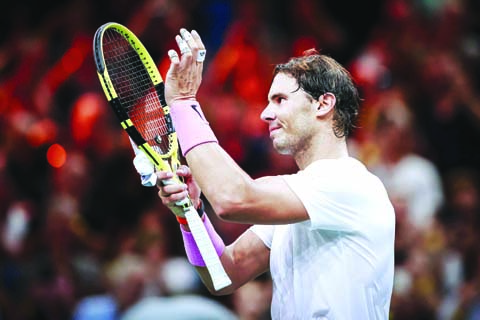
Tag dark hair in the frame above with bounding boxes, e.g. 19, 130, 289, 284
273, 49, 360, 138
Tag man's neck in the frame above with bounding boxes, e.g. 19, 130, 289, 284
295, 135, 349, 170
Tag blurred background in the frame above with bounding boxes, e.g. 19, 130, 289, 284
1, 0, 480, 319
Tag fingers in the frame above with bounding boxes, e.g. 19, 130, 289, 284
176, 165, 191, 178
177, 35, 192, 56
155, 169, 188, 196
156, 170, 174, 181
155, 166, 200, 211
162, 182, 186, 193
166, 29, 204, 78
191, 30, 206, 62
158, 184, 188, 202
170, 29, 206, 64
155, 166, 190, 180
156, 174, 189, 206
165, 29, 205, 103
180, 29, 205, 62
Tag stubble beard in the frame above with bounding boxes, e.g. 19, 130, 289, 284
272, 128, 315, 162
273, 140, 292, 155
272, 134, 305, 156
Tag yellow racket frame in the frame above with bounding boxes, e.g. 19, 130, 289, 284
94, 22, 179, 175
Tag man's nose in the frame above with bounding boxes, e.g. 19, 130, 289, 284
260, 105, 275, 122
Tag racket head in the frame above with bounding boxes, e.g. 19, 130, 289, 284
93, 22, 179, 172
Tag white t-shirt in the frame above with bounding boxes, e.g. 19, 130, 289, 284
369, 154, 443, 229
251, 157, 395, 320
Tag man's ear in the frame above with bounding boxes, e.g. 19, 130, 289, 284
316, 92, 336, 117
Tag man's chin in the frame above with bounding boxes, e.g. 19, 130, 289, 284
272, 142, 291, 155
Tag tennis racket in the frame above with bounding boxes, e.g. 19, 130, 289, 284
93, 22, 231, 291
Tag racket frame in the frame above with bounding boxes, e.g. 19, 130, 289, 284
93, 22, 231, 290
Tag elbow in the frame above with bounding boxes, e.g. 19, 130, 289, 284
212, 189, 253, 222
207, 178, 256, 222
214, 199, 245, 222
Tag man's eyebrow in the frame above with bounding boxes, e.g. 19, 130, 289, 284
268, 92, 286, 101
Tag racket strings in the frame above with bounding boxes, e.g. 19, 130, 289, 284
103, 29, 171, 154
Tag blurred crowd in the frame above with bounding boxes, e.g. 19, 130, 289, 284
1, 0, 480, 319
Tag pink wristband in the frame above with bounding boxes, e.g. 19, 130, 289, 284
170, 100, 218, 156
180, 214, 225, 267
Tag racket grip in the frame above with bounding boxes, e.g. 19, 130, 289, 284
184, 209, 232, 291
181, 214, 225, 266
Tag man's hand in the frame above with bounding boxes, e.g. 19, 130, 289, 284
156, 165, 202, 215
133, 152, 201, 217
165, 29, 206, 104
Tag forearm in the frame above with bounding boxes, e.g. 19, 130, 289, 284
169, 99, 257, 221
193, 230, 270, 295
219, 239, 270, 294
193, 255, 238, 296
185, 143, 257, 221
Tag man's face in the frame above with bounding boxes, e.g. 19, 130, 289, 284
261, 73, 318, 155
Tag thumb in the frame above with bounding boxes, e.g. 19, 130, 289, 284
165, 50, 180, 103
167, 50, 180, 77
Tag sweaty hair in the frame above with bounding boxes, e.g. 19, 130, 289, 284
273, 49, 360, 138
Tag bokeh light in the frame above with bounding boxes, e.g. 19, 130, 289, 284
46, 143, 67, 168
26, 118, 58, 147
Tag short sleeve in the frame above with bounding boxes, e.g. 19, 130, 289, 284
249, 224, 274, 249
282, 158, 385, 232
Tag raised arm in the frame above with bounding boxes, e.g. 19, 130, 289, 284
185, 143, 307, 224
164, 29, 308, 225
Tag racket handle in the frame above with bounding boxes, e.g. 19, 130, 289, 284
161, 178, 231, 289
184, 208, 232, 291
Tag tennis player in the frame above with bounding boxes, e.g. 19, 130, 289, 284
140, 29, 395, 319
